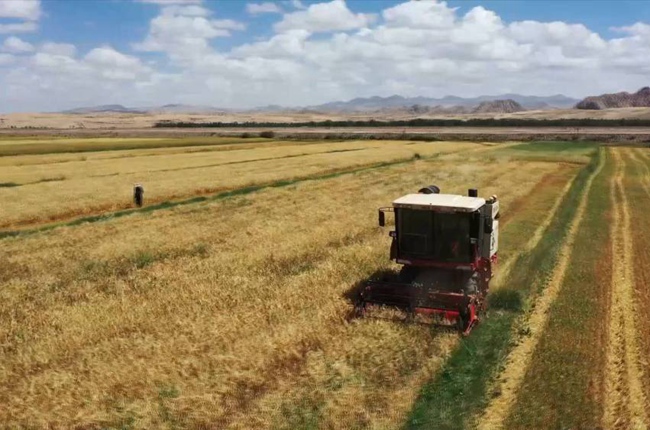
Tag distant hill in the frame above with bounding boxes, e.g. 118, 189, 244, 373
576, 87, 650, 110
61, 104, 227, 115
62, 104, 145, 114
146, 104, 228, 114
472, 99, 525, 114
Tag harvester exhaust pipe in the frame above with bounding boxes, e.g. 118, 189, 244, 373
418, 185, 440, 195
468, 188, 478, 198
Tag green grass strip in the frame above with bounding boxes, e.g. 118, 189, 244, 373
405, 149, 602, 430
0, 155, 423, 241
0, 137, 270, 157
502, 151, 611, 428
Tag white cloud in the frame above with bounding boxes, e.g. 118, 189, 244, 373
0, 53, 15, 66
509, 21, 606, 51
233, 29, 310, 58
275, 0, 376, 33
382, 0, 456, 29
212, 19, 246, 31
247, 2, 282, 15
40, 42, 77, 57
0, 0, 40, 20
85, 46, 152, 80
613, 22, 650, 37
2, 36, 34, 53
133, 5, 245, 58
137, 0, 202, 4
3, 0, 650, 112
0, 21, 38, 34
0, 0, 41, 36
1, 42, 155, 112
160, 5, 210, 17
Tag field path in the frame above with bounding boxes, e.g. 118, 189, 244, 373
477, 151, 605, 430
603, 149, 649, 430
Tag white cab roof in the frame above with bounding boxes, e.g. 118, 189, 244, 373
393, 193, 485, 212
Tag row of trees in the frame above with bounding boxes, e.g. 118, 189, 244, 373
154, 118, 650, 128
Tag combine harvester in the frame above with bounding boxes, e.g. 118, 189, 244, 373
356, 186, 499, 335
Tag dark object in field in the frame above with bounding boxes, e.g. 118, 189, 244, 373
133, 184, 144, 207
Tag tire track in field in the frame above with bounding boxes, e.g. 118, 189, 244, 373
88, 148, 370, 178
477, 151, 605, 430
491, 170, 577, 290
629, 149, 650, 196
603, 149, 649, 430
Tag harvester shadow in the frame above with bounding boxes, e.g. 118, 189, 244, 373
343, 270, 460, 334
343, 269, 396, 303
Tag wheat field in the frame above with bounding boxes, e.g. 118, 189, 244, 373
0, 138, 486, 229
0, 136, 585, 429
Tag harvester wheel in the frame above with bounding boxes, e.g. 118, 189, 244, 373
353, 302, 366, 318
457, 305, 471, 334
457, 314, 468, 333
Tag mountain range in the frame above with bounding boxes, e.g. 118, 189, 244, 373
305, 94, 577, 112
59, 93, 579, 115
62, 104, 227, 115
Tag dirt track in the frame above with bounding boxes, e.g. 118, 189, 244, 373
603, 150, 649, 429
477, 150, 605, 430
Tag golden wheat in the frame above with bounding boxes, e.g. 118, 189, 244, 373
0, 140, 481, 228
0, 142, 568, 429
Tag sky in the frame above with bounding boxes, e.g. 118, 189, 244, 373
1, 0, 650, 112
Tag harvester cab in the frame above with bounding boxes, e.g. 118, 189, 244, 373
356, 186, 499, 335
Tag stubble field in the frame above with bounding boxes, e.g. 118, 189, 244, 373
0, 136, 647, 429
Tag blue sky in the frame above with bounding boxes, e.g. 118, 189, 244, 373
32, 1, 650, 54
1, 0, 650, 111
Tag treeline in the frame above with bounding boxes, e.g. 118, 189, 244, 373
154, 118, 650, 128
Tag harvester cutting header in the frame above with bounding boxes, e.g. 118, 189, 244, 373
356, 186, 499, 335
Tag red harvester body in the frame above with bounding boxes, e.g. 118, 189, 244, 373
355, 186, 499, 335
